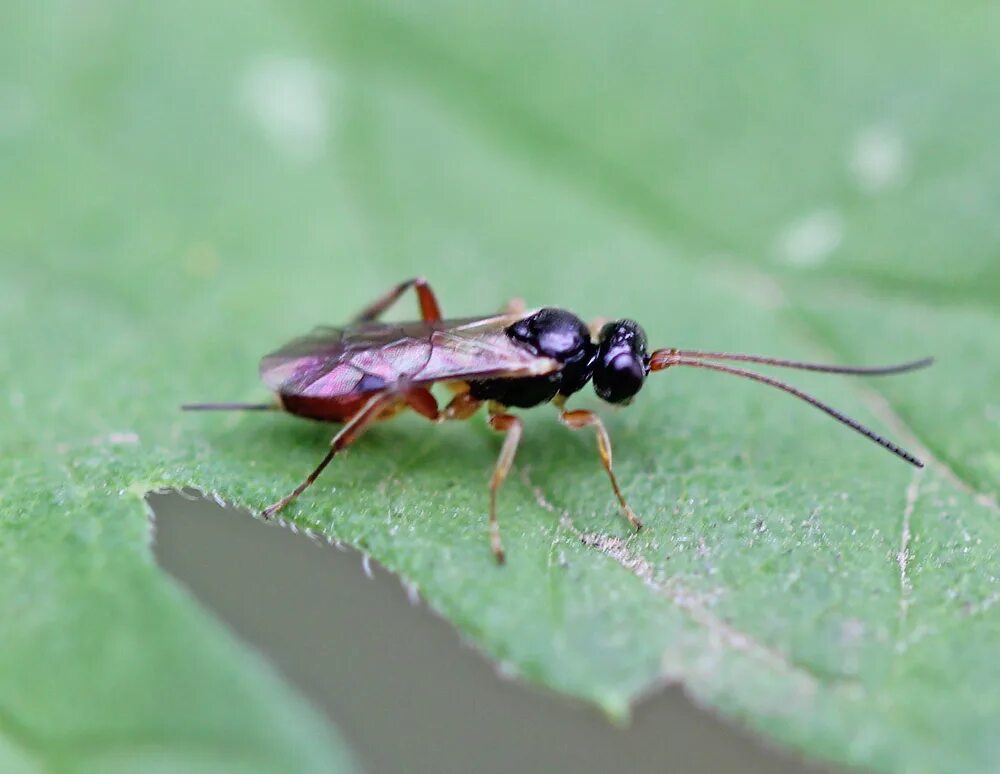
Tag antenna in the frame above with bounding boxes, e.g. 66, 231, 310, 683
648, 352, 925, 467
657, 349, 933, 376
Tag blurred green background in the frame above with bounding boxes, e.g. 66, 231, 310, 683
1, 1, 998, 772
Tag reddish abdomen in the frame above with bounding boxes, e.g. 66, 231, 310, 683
279, 393, 371, 422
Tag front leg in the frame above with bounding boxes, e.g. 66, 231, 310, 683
352, 277, 443, 323
559, 409, 643, 530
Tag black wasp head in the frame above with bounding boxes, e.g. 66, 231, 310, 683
593, 319, 649, 404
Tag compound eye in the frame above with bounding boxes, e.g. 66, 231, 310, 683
608, 353, 645, 398
593, 318, 649, 404
595, 351, 645, 403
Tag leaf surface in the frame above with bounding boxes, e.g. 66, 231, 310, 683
2, 1, 998, 771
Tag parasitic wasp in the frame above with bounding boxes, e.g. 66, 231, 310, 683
184, 278, 932, 563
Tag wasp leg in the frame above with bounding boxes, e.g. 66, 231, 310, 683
352, 277, 443, 323
486, 411, 523, 564
440, 391, 483, 421
262, 392, 395, 519
558, 409, 643, 531
400, 388, 483, 422
402, 389, 503, 562
401, 387, 440, 420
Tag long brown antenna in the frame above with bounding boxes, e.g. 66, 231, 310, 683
659, 350, 933, 376
648, 354, 924, 467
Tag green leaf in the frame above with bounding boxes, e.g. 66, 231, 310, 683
0, 3, 364, 772
3, 1, 998, 772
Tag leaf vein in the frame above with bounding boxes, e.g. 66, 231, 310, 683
520, 468, 820, 693
896, 467, 924, 636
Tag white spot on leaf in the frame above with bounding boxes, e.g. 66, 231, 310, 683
850, 125, 908, 193
88, 431, 140, 447
239, 56, 329, 162
777, 209, 844, 267
105, 431, 140, 446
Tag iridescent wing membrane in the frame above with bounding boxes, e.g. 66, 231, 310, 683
260, 312, 560, 399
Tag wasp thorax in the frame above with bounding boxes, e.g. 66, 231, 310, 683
594, 319, 649, 404
508, 307, 592, 362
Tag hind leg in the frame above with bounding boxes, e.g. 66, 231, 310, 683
261, 392, 395, 518
352, 277, 443, 323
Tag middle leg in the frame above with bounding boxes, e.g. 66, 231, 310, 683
486, 409, 523, 564
405, 389, 511, 563
401, 387, 482, 422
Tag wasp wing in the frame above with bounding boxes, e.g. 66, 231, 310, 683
260, 312, 559, 398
